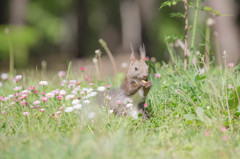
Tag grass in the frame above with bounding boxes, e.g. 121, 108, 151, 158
1, 58, 240, 159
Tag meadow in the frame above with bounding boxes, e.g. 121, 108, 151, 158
1, 56, 240, 159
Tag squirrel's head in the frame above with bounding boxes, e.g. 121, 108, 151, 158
127, 45, 149, 81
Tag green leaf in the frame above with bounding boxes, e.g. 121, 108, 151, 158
170, 12, 184, 18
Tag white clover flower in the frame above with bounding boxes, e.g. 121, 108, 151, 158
66, 94, 75, 100
97, 86, 105, 92
46, 92, 55, 98
13, 86, 22, 91
88, 112, 96, 119
72, 99, 80, 105
73, 104, 82, 110
109, 109, 114, 114
206, 106, 210, 110
33, 100, 41, 105
71, 90, 78, 95
39, 81, 48, 86
126, 103, 133, 108
65, 107, 74, 112
83, 100, 90, 104
1, 73, 8, 80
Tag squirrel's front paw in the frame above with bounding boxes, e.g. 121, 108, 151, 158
140, 80, 152, 88
145, 81, 152, 88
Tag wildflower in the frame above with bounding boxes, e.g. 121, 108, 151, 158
73, 104, 82, 110
13, 86, 22, 91
88, 112, 96, 119
41, 92, 45, 96
39, 81, 48, 86
121, 62, 128, 68
80, 92, 85, 95
206, 106, 210, 110
4, 97, 10, 101
30, 105, 34, 108
124, 98, 133, 104
144, 103, 148, 107
34, 90, 38, 94
56, 111, 61, 115
20, 100, 29, 106
39, 109, 45, 112
109, 110, 114, 114
58, 71, 66, 78
66, 94, 75, 100
97, 86, 106, 92
57, 96, 63, 100
106, 84, 111, 89
222, 51, 227, 59
85, 75, 89, 82
89, 83, 94, 86
10, 102, 15, 105
228, 63, 234, 69
2, 111, 6, 115
221, 127, 227, 132
1, 73, 8, 80
83, 100, 90, 104
40, 97, 48, 102
204, 131, 210, 137
80, 67, 85, 71
151, 57, 156, 63
65, 107, 74, 113
59, 90, 67, 96
126, 103, 133, 108
145, 56, 149, 61
222, 135, 228, 141
89, 92, 97, 97
21, 90, 30, 95
28, 86, 35, 91
14, 92, 19, 97
46, 92, 55, 98
207, 18, 215, 26
199, 68, 205, 75
23, 112, 30, 116
155, 74, 161, 78
33, 100, 41, 105
72, 99, 80, 105
15, 75, 23, 81
95, 49, 102, 56
20, 94, 28, 99
92, 57, 98, 64
59, 107, 64, 111
105, 95, 112, 100
116, 101, 121, 105
87, 88, 94, 93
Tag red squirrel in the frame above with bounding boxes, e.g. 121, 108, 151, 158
106, 45, 152, 119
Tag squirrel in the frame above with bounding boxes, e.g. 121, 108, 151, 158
104, 45, 152, 119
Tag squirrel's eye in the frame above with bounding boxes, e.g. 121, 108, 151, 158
135, 67, 138, 71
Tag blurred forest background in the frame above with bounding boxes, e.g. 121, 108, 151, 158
0, 0, 240, 71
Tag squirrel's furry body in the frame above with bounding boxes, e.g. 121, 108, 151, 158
100, 45, 152, 119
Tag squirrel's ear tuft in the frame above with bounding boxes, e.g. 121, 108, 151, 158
130, 44, 136, 62
139, 44, 146, 61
